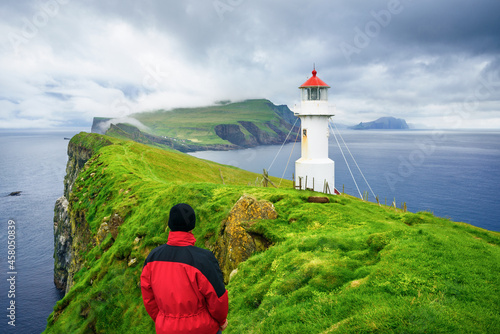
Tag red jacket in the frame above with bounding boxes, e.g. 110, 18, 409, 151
141, 231, 228, 334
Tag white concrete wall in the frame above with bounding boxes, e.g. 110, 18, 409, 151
295, 158, 335, 193
294, 100, 333, 116
299, 115, 331, 160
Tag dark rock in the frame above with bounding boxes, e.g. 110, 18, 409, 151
7, 191, 22, 196
238, 121, 274, 145
108, 213, 124, 240
210, 101, 299, 149
53, 196, 70, 291
214, 120, 299, 149
214, 124, 250, 147
307, 196, 330, 203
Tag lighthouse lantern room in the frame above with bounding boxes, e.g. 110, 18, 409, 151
294, 68, 335, 193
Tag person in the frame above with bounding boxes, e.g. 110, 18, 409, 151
141, 203, 228, 334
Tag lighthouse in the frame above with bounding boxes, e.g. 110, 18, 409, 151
294, 68, 335, 193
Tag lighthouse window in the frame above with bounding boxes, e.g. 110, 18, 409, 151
319, 88, 328, 100
302, 87, 328, 101
310, 87, 318, 100
301, 88, 308, 101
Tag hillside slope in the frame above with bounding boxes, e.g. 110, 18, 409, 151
130, 99, 299, 148
46, 133, 500, 333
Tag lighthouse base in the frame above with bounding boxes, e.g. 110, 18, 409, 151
295, 158, 335, 194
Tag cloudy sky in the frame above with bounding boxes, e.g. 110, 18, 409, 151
0, 0, 499, 129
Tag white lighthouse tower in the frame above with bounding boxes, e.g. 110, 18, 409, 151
294, 68, 335, 193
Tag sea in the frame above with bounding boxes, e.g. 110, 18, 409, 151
190, 129, 500, 232
0, 129, 83, 333
0, 128, 499, 333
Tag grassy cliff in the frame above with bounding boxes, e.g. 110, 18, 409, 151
130, 99, 298, 147
46, 133, 500, 333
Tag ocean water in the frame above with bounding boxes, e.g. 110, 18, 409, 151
0, 129, 498, 333
190, 130, 500, 232
0, 130, 82, 333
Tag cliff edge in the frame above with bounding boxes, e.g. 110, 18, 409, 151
48, 132, 500, 333
53, 134, 113, 293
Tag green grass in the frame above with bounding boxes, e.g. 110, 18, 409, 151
44, 132, 500, 333
132, 99, 291, 145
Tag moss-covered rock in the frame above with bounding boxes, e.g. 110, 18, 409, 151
213, 195, 277, 283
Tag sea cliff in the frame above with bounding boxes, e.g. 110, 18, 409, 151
53, 134, 112, 293
48, 132, 500, 333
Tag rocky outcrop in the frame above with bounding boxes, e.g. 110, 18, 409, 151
53, 134, 112, 294
214, 124, 252, 147
213, 195, 277, 284
210, 102, 300, 148
7, 191, 22, 196
238, 121, 276, 145
266, 122, 287, 140
53, 196, 70, 290
215, 121, 299, 148
63, 139, 98, 197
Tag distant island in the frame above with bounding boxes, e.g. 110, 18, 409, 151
350, 117, 409, 130
91, 99, 300, 152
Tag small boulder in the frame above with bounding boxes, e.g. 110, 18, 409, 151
128, 258, 138, 267
307, 196, 330, 203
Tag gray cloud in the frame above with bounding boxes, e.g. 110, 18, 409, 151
0, 0, 499, 129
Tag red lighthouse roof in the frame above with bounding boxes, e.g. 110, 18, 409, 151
299, 69, 330, 88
